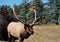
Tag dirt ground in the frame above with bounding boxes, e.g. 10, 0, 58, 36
0, 24, 60, 42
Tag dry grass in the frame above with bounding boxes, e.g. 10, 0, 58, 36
24, 24, 60, 42
1, 24, 60, 42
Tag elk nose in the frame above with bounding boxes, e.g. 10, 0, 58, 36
31, 31, 34, 35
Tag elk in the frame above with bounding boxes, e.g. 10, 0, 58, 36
7, 6, 38, 42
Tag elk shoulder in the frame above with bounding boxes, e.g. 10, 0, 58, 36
7, 22, 25, 37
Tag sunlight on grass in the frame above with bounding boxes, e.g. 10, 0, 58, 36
0, 24, 60, 42
24, 24, 60, 42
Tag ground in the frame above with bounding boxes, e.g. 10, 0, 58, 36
24, 24, 60, 42
0, 24, 60, 42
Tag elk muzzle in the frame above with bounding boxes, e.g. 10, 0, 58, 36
26, 27, 34, 35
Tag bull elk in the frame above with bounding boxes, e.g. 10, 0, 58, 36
7, 6, 39, 42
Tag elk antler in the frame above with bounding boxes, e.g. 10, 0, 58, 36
13, 6, 20, 20
29, 8, 37, 26
13, 5, 24, 24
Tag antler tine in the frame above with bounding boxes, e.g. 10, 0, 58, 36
13, 6, 20, 20
13, 6, 24, 24
29, 8, 37, 26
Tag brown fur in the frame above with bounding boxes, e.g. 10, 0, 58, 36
7, 22, 34, 42
7, 8, 37, 42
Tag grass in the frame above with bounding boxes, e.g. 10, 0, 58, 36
24, 24, 60, 42
1, 24, 60, 42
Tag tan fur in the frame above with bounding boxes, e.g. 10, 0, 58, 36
7, 8, 37, 42
7, 22, 25, 38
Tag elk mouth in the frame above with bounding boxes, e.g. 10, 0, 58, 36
31, 31, 34, 35
24, 24, 34, 35
24, 31, 34, 39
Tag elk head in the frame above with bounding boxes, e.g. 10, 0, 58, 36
13, 6, 38, 36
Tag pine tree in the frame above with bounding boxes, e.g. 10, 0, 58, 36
18, 0, 29, 23
29, 0, 44, 24
47, 0, 60, 25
